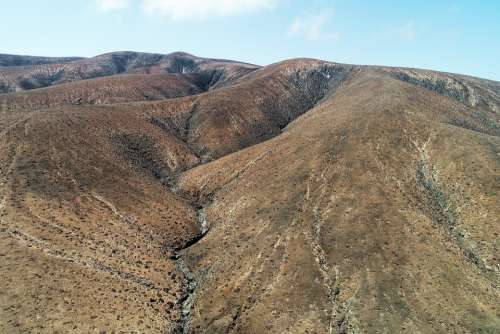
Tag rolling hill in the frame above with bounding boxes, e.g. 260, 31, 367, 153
0, 52, 498, 333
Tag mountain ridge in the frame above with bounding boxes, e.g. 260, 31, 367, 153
0, 51, 259, 94
0, 52, 498, 334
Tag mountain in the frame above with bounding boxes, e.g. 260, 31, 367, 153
0, 53, 83, 67
0, 51, 257, 94
0, 52, 498, 334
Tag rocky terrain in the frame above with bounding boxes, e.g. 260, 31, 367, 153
0, 54, 83, 67
0, 51, 257, 94
0, 52, 498, 333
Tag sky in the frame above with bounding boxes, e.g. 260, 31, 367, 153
1, 0, 499, 80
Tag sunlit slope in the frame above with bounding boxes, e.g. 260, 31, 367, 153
0, 55, 498, 333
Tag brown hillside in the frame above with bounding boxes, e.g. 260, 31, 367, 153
0, 54, 83, 67
0, 51, 258, 94
0, 54, 498, 334
0, 74, 205, 112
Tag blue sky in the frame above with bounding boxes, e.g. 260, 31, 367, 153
1, 0, 499, 80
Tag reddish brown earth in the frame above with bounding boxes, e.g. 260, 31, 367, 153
0, 51, 257, 94
0, 52, 498, 333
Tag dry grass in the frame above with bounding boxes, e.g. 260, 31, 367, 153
0, 55, 498, 333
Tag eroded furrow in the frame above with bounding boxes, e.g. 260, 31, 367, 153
412, 136, 490, 273
301, 173, 350, 334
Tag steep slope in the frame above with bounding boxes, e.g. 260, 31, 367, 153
176, 69, 499, 333
0, 51, 258, 94
153, 59, 353, 161
385, 67, 500, 114
0, 59, 353, 159
0, 58, 354, 333
0, 109, 201, 332
0, 54, 498, 334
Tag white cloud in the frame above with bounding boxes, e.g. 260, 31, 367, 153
287, 11, 338, 41
142, 0, 278, 20
93, 0, 130, 12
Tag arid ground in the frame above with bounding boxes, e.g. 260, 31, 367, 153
0, 52, 498, 333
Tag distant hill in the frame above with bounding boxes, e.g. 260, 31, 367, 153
0, 51, 258, 94
0, 53, 83, 67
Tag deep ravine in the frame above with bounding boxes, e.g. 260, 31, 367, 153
166, 176, 211, 334
172, 207, 209, 334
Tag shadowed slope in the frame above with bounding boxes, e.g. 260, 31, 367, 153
385, 67, 500, 122
125, 59, 355, 161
